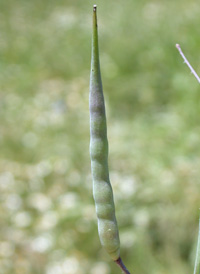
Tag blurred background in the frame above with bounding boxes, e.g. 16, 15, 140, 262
0, 0, 200, 273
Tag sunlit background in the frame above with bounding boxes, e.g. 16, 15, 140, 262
1, 0, 200, 273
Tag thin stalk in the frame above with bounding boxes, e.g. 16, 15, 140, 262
115, 257, 131, 274
176, 44, 200, 273
194, 218, 200, 274
176, 44, 200, 84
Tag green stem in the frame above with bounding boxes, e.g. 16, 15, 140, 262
115, 257, 131, 274
194, 218, 200, 274
176, 44, 200, 84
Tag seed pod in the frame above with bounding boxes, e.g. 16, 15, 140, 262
89, 5, 120, 261
89, 6, 131, 273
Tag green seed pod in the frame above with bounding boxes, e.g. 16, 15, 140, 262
89, 5, 120, 261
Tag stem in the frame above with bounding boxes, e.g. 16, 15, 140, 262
115, 257, 131, 274
194, 217, 200, 274
176, 44, 200, 84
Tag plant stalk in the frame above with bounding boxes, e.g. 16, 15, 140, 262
194, 218, 200, 274
176, 44, 200, 84
115, 257, 131, 274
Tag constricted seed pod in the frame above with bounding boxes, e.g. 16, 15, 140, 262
89, 5, 120, 261
89, 6, 131, 273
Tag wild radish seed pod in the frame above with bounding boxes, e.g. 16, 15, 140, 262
89, 6, 131, 274
89, 5, 120, 261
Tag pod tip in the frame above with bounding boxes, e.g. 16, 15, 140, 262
176, 43, 180, 49
93, 4, 97, 11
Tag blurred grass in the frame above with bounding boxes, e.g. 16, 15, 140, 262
0, 0, 200, 273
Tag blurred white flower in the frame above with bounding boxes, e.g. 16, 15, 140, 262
62, 257, 79, 274
0, 242, 14, 257
5, 194, 22, 211
35, 161, 52, 178
46, 257, 80, 274
110, 172, 137, 199
58, 192, 79, 210
54, 159, 68, 175
0, 172, 15, 190
82, 205, 95, 220
31, 234, 53, 253
28, 193, 52, 212
90, 262, 110, 274
39, 211, 58, 230
51, 9, 76, 29
46, 265, 63, 274
14, 211, 32, 227
120, 231, 136, 248
134, 209, 149, 228
118, 176, 137, 198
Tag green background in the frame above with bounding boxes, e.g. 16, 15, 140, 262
0, 0, 200, 273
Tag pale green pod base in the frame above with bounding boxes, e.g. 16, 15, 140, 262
98, 219, 120, 260
92, 172, 120, 259
93, 179, 120, 259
